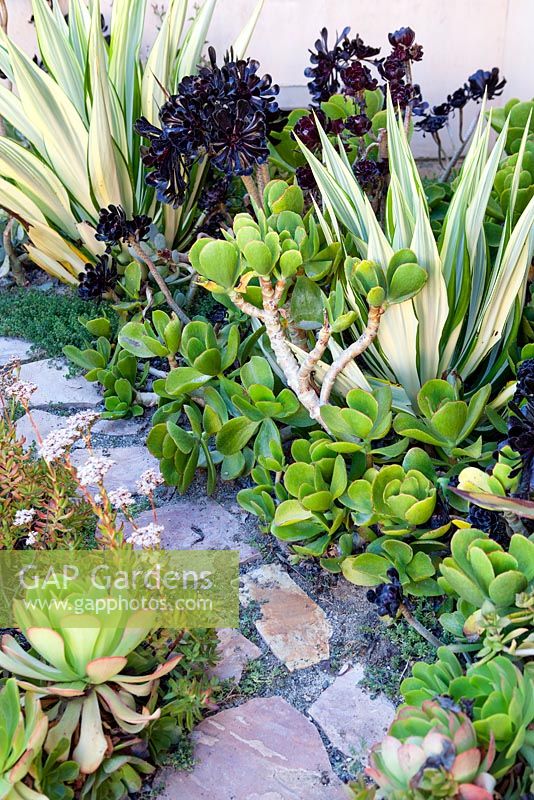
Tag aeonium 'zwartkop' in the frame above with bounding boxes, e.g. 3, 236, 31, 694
94, 206, 189, 324
77, 254, 118, 301
136, 47, 281, 208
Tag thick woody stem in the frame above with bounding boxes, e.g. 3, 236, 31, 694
297, 313, 331, 397
259, 277, 323, 424
3, 218, 24, 285
230, 290, 265, 319
273, 278, 286, 305
240, 175, 262, 208
129, 238, 190, 325
319, 305, 384, 406
256, 162, 271, 197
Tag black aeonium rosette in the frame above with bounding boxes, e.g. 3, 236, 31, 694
135, 47, 280, 208
366, 568, 404, 617
78, 253, 117, 300
95, 205, 152, 247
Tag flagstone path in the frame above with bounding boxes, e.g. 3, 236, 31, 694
3, 337, 397, 800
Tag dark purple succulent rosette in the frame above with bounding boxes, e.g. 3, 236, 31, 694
78, 253, 118, 300
95, 205, 152, 247
136, 47, 280, 208
366, 568, 404, 617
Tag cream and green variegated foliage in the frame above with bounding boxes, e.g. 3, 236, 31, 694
299, 94, 534, 408
0, 599, 181, 776
0, 0, 262, 284
0, 679, 48, 800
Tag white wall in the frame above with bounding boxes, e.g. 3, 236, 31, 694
5, 0, 534, 156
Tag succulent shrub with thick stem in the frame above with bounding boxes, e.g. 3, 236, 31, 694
233, 274, 385, 426
191, 176, 426, 429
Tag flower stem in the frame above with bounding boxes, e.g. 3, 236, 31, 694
440, 116, 478, 182
129, 239, 191, 325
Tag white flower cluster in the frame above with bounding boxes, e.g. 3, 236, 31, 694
5, 380, 37, 405
13, 509, 36, 527
38, 411, 102, 463
107, 486, 135, 509
39, 427, 79, 462
136, 468, 164, 496
67, 411, 101, 433
77, 455, 116, 487
0, 358, 19, 393
26, 531, 39, 547
126, 522, 164, 549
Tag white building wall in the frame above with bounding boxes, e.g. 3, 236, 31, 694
4, 0, 534, 156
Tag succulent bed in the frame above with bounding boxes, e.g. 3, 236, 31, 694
0, 1, 532, 799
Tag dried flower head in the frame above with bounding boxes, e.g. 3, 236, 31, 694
0, 358, 21, 397
66, 411, 101, 433
107, 487, 135, 509
39, 427, 79, 463
5, 380, 37, 405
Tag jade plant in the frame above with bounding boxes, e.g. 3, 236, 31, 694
438, 528, 534, 662
400, 648, 534, 779
64, 316, 150, 420
189, 179, 427, 425
0, 679, 48, 800
393, 379, 491, 463
0, 598, 181, 776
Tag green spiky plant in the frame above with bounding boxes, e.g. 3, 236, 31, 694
0, 679, 49, 800
297, 94, 534, 410
0, 0, 262, 283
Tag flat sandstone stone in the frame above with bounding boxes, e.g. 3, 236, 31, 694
0, 337, 34, 366
126, 498, 258, 562
70, 446, 159, 493
158, 696, 346, 800
209, 629, 261, 683
92, 417, 144, 437
19, 360, 101, 408
16, 410, 83, 450
308, 665, 395, 758
241, 564, 331, 671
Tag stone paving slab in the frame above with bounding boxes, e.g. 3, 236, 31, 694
16, 410, 83, 450
241, 564, 331, 671
209, 629, 262, 683
19, 359, 101, 408
308, 665, 395, 759
93, 417, 144, 437
70, 446, 159, 493
0, 337, 35, 366
158, 696, 347, 800
126, 498, 258, 562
